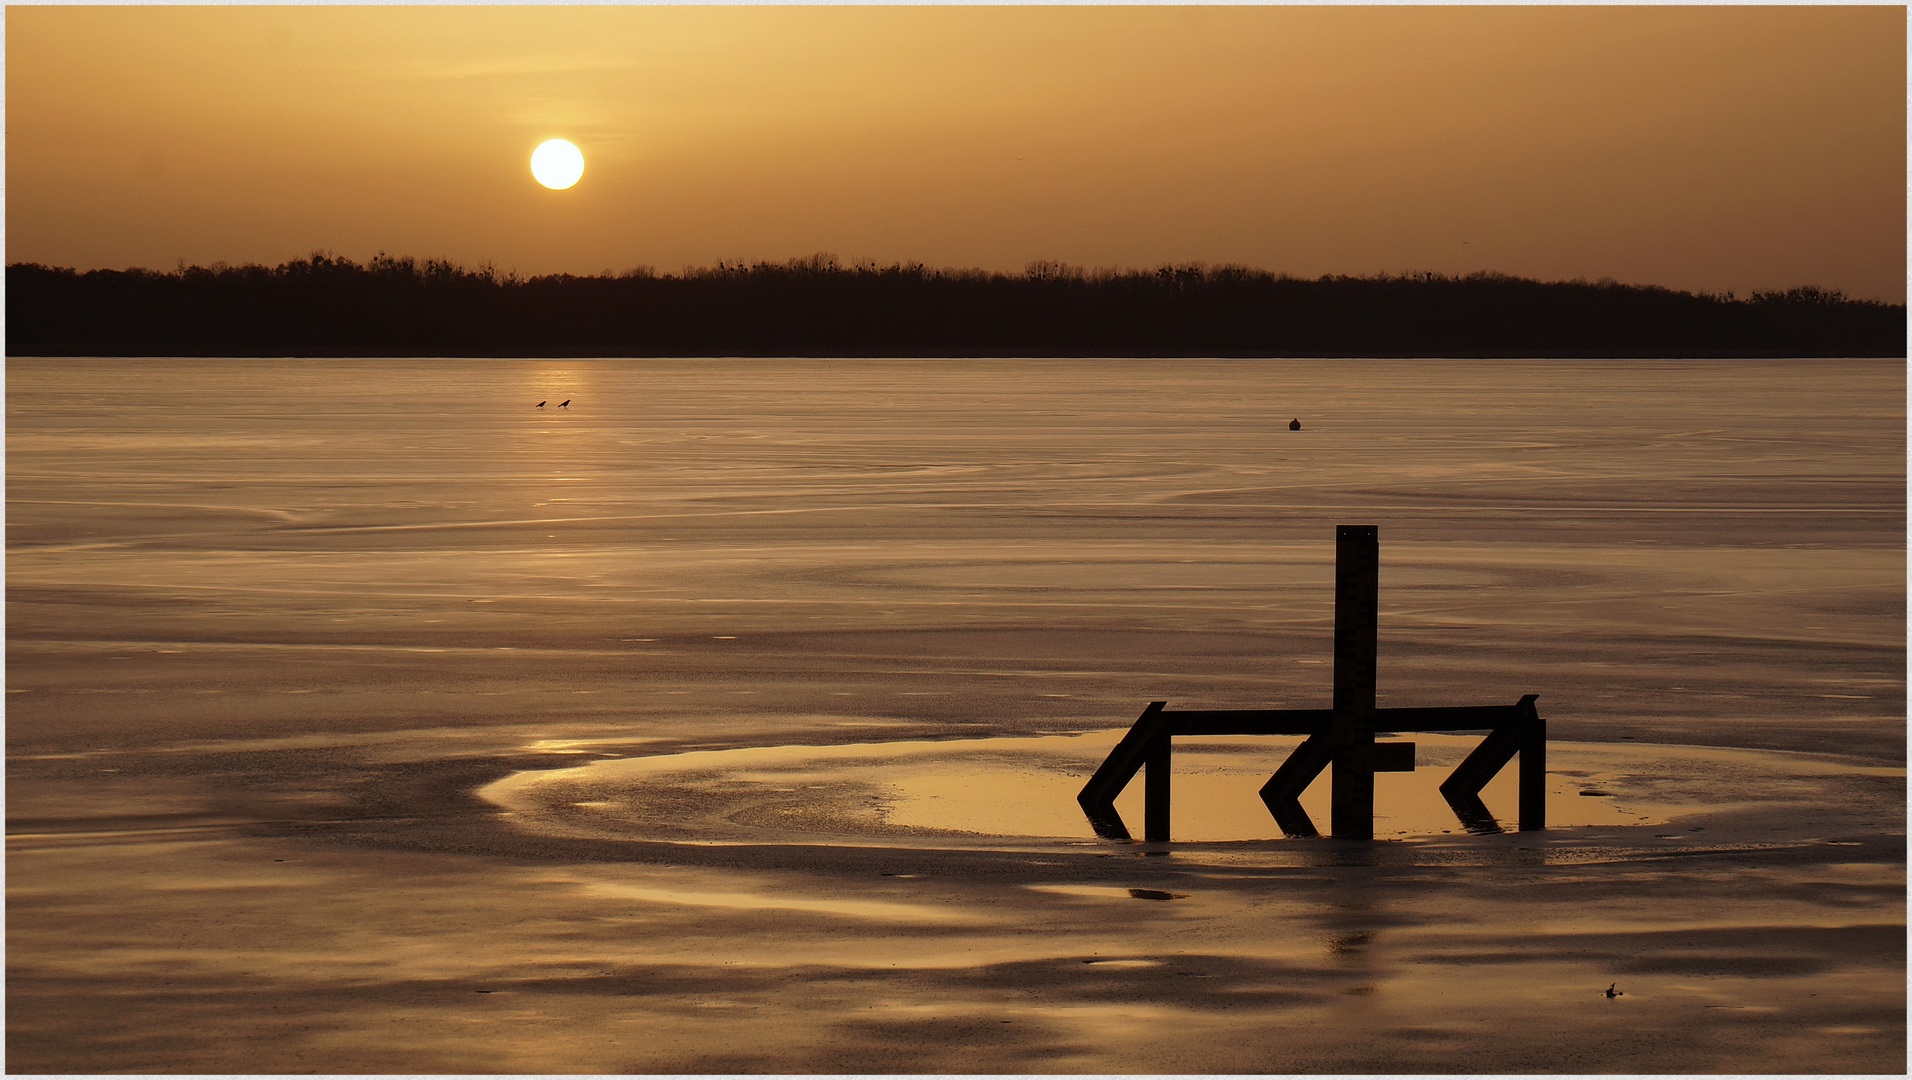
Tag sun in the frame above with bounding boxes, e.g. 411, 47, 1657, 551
530, 139, 584, 190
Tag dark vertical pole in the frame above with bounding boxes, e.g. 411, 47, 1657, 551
1519, 712, 1546, 831
1144, 730, 1172, 842
1331, 525, 1379, 840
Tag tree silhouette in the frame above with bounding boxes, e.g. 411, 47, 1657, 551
7, 254, 1902, 358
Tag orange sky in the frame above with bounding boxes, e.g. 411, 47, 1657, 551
7, 6, 1905, 301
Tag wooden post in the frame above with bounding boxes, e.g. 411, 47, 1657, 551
1330, 525, 1379, 840
1519, 706, 1546, 831
1144, 730, 1172, 841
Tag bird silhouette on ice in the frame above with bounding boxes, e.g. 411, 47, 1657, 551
559, 400, 571, 408
1289, 418, 1302, 431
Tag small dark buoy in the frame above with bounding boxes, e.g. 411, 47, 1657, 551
536, 401, 546, 408
1289, 418, 1302, 431
559, 399, 571, 408
1605, 983, 1622, 998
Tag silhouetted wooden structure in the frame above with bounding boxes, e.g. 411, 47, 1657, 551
1077, 526, 1546, 841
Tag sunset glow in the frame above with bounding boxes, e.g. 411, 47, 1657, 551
6, 6, 1903, 298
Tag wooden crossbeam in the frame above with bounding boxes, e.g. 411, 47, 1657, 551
1163, 703, 1535, 737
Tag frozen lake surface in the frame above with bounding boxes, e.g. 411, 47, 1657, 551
9, 355, 1904, 760
8, 356, 1905, 1074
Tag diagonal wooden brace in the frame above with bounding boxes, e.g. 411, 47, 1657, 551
1437, 694, 1545, 830
1077, 701, 1168, 823
1258, 732, 1333, 838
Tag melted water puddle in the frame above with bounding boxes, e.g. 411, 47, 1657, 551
475, 730, 1894, 845
567, 880, 991, 924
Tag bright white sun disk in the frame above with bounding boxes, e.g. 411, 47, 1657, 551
531, 139, 584, 190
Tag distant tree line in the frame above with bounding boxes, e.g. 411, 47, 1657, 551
7, 252, 1903, 358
